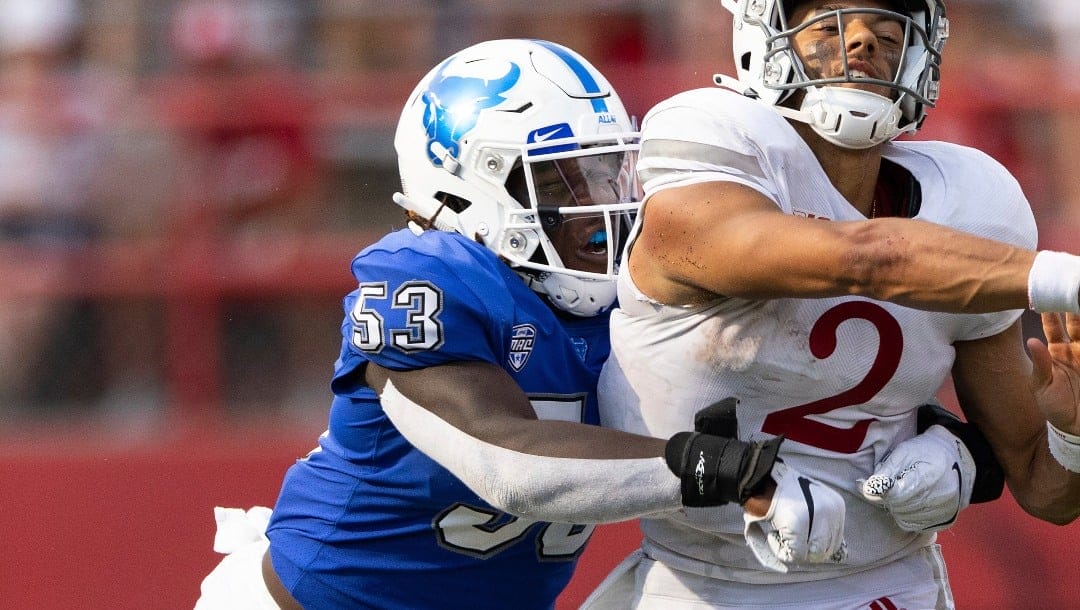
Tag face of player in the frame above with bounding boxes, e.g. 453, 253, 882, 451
533, 154, 621, 274
788, 0, 907, 100
508, 151, 635, 275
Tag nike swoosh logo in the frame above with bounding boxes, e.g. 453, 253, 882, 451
798, 476, 815, 544
532, 127, 565, 142
925, 462, 962, 530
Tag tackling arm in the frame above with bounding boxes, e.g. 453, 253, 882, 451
366, 361, 783, 523
365, 360, 668, 459
367, 360, 683, 523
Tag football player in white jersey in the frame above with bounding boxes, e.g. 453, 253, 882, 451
591, 0, 1080, 608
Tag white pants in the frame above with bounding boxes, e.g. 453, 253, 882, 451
194, 538, 280, 610
193, 506, 281, 610
582, 545, 954, 610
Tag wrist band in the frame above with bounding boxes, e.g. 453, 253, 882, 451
1047, 422, 1080, 474
1028, 251, 1080, 313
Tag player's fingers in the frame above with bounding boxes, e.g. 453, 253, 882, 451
1067, 313, 1080, 341
1042, 312, 1068, 345
1028, 337, 1054, 393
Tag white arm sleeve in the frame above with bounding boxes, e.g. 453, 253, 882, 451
380, 380, 682, 524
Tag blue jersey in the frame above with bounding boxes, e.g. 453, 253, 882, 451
265, 228, 611, 610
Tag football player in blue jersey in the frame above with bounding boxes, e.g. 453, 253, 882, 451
194, 38, 681, 610
195, 38, 1004, 610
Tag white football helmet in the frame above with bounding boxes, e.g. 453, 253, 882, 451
393, 39, 641, 317
717, 0, 949, 148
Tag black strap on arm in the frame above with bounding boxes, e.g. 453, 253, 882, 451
917, 403, 1005, 504
664, 398, 784, 507
664, 432, 783, 507
693, 397, 740, 437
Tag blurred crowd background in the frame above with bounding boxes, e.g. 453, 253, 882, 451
2, 0, 1078, 436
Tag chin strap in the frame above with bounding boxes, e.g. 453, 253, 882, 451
393, 192, 461, 233
713, 73, 759, 98
713, 73, 914, 150
518, 268, 617, 318
778, 85, 910, 149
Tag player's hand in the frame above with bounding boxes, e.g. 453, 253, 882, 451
743, 461, 847, 572
860, 425, 975, 532
1028, 312, 1080, 435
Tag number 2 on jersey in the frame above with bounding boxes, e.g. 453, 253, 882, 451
762, 301, 903, 454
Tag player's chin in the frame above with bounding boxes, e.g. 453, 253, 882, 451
567, 248, 609, 275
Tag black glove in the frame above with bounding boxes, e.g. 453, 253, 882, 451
917, 403, 1005, 504
664, 398, 784, 507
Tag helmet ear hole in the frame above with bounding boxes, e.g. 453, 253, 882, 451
434, 192, 472, 214
740, 52, 752, 72
527, 243, 551, 268
504, 162, 530, 208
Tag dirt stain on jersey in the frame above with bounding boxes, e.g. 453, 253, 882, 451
694, 302, 762, 372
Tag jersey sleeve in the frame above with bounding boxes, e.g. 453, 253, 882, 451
637, 89, 784, 205
340, 232, 509, 374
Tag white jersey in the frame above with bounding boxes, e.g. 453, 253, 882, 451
599, 87, 1038, 584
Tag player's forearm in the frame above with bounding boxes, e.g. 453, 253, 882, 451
833, 218, 1036, 313
380, 380, 683, 523
636, 182, 1051, 312
954, 330, 1080, 525
491, 418, 669, 459
714, 216, 1038, 313
640, 198, 1043, 312
1009, 436, 1080, 525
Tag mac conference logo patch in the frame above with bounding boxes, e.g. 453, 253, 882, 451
508, 324, 537, 372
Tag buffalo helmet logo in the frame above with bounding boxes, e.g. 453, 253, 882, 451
420, 58, 522, 167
